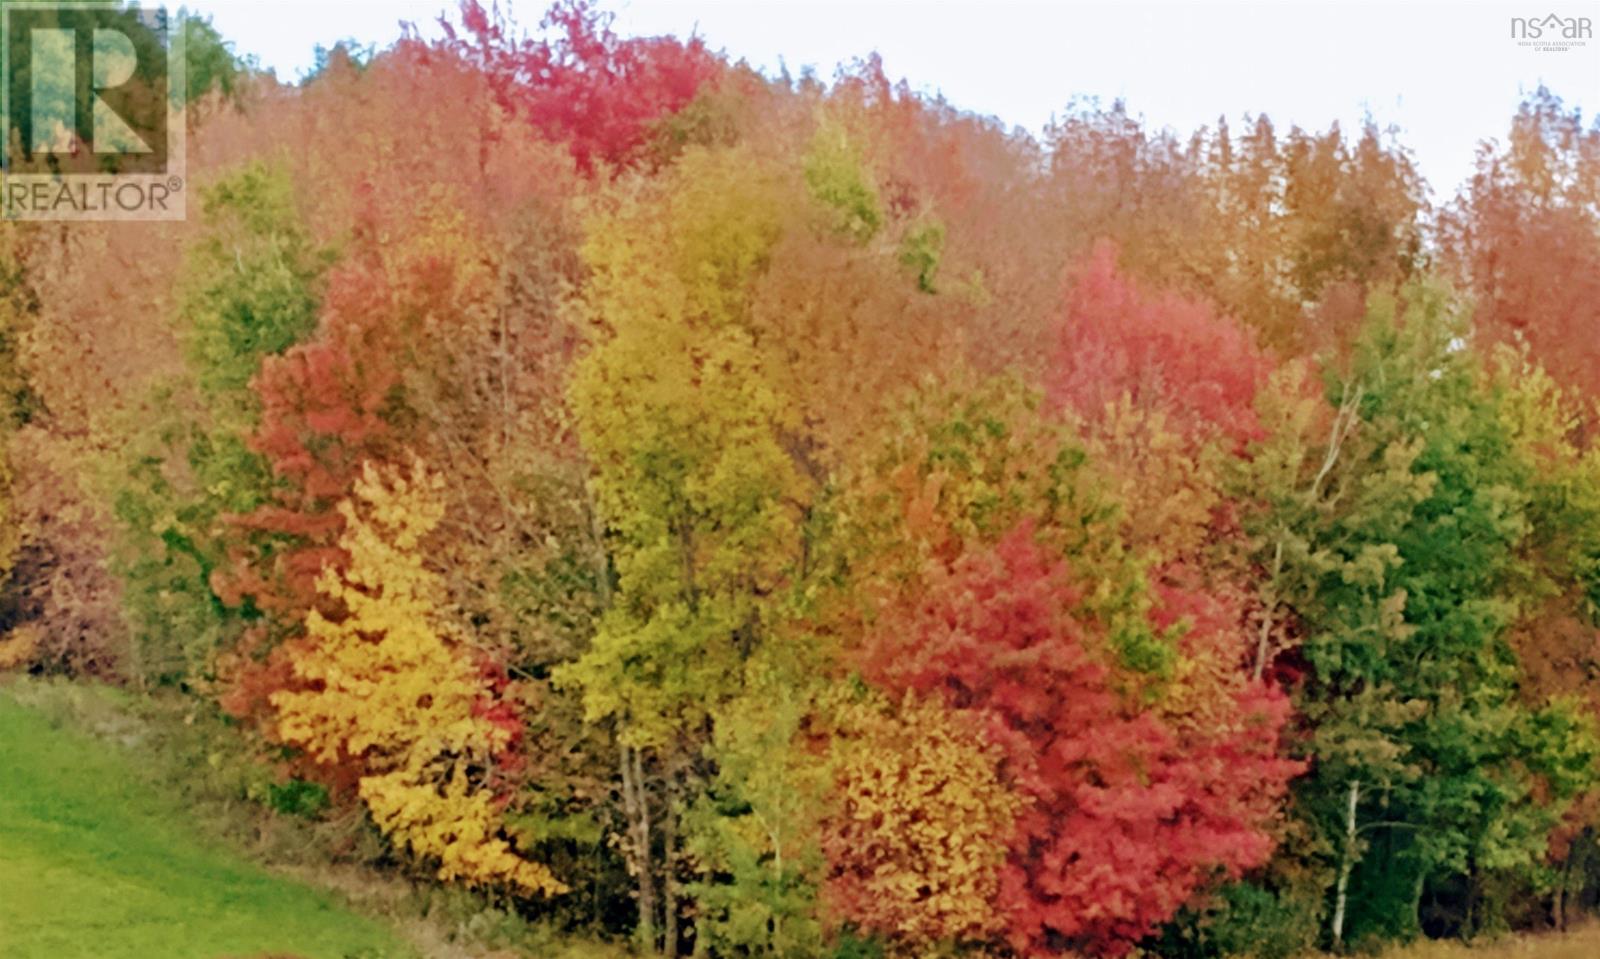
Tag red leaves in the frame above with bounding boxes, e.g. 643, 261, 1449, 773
862, 524, 1298, 957
1048, 242, 1274, 449
254, 342, 392, 497
211, 336, 393, 619
472, 654, 529, 780
447, 0, 724, 175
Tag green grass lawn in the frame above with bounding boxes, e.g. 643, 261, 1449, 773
0, 690, 412, 959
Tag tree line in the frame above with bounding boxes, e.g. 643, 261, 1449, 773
2, 3, 1599, 957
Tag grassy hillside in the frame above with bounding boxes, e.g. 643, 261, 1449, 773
0, 689, 412, 959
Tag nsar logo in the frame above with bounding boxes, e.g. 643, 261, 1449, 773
1510, 12, 1594, 52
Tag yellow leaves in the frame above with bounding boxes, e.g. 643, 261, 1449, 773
1490, 345, 1581, 460
271, 458, 561, 895
362, 759, 565, 896
565, 143, 813, 750
1245, 359, 1326, 502
581, 145, 784, 340
0, 625, 41, 670
824, 692, 1023, 948
1081, 397, 1224, 567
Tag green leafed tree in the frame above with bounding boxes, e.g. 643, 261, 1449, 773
1244, 281, 1600, 948
112, 161, 329, 684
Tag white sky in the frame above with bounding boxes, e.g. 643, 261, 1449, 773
193, 0, 1600, 199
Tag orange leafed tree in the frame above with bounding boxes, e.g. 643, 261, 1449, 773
822, 691, 1023, 949
1441, 88, 1600, 404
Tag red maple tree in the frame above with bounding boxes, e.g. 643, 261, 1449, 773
1047, 242, 1275, 450
862, 523, 1299, 957
445, 0, 724, 175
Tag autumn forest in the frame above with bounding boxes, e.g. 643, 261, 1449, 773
2, 3, 1600, 958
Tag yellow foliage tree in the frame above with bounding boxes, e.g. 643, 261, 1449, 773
271, 459, 564, 895
822, 692, 1023, 951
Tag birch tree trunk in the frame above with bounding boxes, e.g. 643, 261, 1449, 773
1331, 779, 1361, 951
